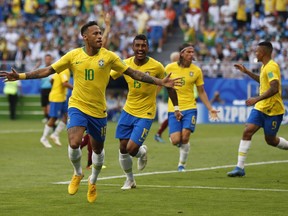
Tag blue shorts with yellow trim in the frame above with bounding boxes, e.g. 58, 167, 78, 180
168, 109, 197, 135
247, 109, 283, 136
67, 107, 107, 143
49, 101, 67, 118
116, 110, 153, 146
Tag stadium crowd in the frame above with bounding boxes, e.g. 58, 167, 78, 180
0, 0, 287, 79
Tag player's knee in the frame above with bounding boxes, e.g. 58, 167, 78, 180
126, 143, 139, 156
265, 136, 278, 147
170, 138, 181, 146
69, 141, 81, 149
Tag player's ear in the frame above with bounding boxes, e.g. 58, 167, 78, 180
82, 33, 87, 40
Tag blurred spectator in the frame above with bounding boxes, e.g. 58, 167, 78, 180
263, 0, 275, 16
164, 3, 177, 37
210, 91, 225, 104
3, 79, 21, 120
4, 27, 19, 60
250, 11, 264, 31
220, 0, 234, 26
275, 0, 288, 24
23, 0, 39, 22
178, 15, 196, 44
236, 0, 247, 30
134, 5, 149, 34
147, 3, 167, 53
208, 0, 220, 27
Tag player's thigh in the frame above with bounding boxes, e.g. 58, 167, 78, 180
86, 116, 107, 145
67, 107, 89, 147
115, 111, 134, 140
129, 117, 153, 146
168, 112, 182, 144
181, 109, 197, 133
263, 114, 283, 137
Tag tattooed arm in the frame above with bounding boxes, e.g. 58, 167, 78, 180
124, 67, 182, 88
0, 66, 56, 81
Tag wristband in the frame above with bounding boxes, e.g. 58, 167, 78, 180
19, 73, 26, 80
174, 106, 179, 111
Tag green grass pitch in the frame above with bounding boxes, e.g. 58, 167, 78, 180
1, 119, 288, 216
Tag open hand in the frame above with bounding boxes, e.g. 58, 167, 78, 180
0, 68, 20, 81
209, 109, 220, 121
162, 73, 183, 88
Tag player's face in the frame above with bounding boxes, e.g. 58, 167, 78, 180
132, 39, 148, 60
83, 25, 102, 49
181, 47, 194, 62
255, 45, 264, 62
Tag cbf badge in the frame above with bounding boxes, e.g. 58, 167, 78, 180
98, 59, 105, 67
189, 72, 194, 77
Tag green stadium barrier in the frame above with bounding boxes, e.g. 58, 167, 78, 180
0, 95, 43, 120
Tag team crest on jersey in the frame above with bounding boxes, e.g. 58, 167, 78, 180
189, 72, 194, 76
98, 59, 105, 67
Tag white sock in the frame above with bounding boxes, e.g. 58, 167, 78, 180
52, 121, 66, 136
277, 137, 288, 150
90, 149, 105, 184
236, 140, 251, 169
41, 124, 52, 139
68, 145, 82, 176
135, 146, 145, 158
119, 151, 134, 181
178, 143, 190, 167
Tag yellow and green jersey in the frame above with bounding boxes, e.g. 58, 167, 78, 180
110, 56, 165, 119
166, 62, 204, 112
49, 69, 70, 102
52, 47, 128, 118
255, 60, 284, 115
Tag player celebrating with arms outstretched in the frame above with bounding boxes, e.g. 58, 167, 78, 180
0, 21, 182, 203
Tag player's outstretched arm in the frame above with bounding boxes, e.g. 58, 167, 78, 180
0, 66, 55, 81
124, 68, 182, 88
102, 13, 111, 48
234, 64, 259, 82
197, 85, 219, 121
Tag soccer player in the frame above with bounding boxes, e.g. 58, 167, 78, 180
39, 54, 53, 123
166, 43, 219, 172
227, 41, 288, 177
40, 69, 73, 148
110, 34, 182, 190
0, 21, 181, 203
154, 51, 180, 143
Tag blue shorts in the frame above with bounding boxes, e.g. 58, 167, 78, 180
247, 109, 283, 136
67, 107, 107, 143
49, 101, 67, 118
116, 110, 153, 146
168, 109, 197, 135
150, 26, 163, 42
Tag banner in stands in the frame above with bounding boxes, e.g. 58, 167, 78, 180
157, 102, 288, 124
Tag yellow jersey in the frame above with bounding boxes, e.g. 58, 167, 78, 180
49, 69, 70, 102
166, 62, 204, 112
52, 47, 128, 118
255, 60, 284, 115
110, 56, 165, 119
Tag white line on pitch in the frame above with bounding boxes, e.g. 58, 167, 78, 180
94, 183, 288, 193
53, 160, 288, 185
